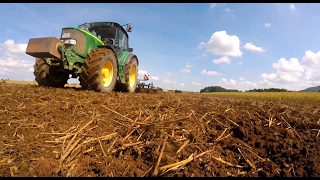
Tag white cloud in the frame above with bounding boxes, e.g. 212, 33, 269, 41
166, 72, 172, 77
198, 31, 243, 57
261, 58, 304, 84
216, 50, 320, 91
225, 8, 231, 12
265, 23, 271, 28
180, 68, 191, 73
219, 78, 257, 91
138, 70, 148, 75
273, 58, 303, 73
230, 79, 236, 85
261, 73, 277, 82
290, 4, 295, 11
210, 3, 216, 9
163, 78, 171, 84
218, 76, 313, 92
209, 3, 226, 9
185, 62, 192, 68
180, 83, 185, 86
151, 76, 159, 80
301, 50, 320, 81
301, 50, 320, 69
162, 77, 176, 85
0, 39, 34, 79
243, 43, 265, 52
201, 69, 222, 76
213, 56, 231, 64
0, 58, 33, 68
192, 82, 201, 86
1, 39, 28, 58
237, 61, 243, 65
220, 78, 237, 85
27, 67, 33, 72
0, 67, 14, 75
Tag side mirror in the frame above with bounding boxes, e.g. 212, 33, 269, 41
126, 24, 133, 32
128, 48, 133, 52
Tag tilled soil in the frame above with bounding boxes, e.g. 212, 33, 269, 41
0, 82, 320, 177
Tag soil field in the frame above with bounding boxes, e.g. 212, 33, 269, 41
1, 82, 320, 177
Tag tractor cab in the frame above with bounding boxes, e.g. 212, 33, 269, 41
78, 22, 133, 52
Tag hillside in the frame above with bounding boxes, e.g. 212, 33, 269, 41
300, 85, 320, 92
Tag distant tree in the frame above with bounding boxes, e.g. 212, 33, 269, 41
175, 90, 182, 93
200, 86, 241, 93
156, 87, 163, 91
245, 88, 288, 92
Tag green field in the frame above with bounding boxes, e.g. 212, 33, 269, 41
3, 80, 320, 102
1, 80, 81, 88
201, 92, 320, 102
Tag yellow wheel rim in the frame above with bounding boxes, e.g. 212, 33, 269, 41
100, 60, 113, 87
129, 65, 137, 88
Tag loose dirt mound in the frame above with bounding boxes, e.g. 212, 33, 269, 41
0, 82, 320, 177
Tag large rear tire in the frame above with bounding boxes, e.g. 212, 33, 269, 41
79, 48, 118, 93
33, 58, 68, 88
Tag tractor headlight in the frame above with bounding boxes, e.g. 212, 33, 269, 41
64, 39, 77, 45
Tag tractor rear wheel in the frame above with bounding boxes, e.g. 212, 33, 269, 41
79, 48, 118, 93
33, 58, 68, 88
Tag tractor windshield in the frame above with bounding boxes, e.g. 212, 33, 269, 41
80, 23, 117, 40
90, 25, 116, 40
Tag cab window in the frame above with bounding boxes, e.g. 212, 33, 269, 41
118, 29, 128, 50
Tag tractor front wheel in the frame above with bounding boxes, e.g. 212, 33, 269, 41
79, 48, 118, 93
33, 58, 69, 88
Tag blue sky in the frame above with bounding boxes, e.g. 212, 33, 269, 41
1, 3, 320, 91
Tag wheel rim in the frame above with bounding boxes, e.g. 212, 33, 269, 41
129, 65, 137, 88
101, 60, 113, 87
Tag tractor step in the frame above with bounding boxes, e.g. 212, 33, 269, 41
26, 37, 64, 59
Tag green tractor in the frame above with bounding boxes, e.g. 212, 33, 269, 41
25, 22, 138, 93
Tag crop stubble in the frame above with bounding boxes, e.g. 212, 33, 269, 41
0, 82, 320, 177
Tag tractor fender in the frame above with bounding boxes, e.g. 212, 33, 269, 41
124, 53, 139, 66
117, 52, 139, 83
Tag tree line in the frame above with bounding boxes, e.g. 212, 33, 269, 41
200, 86, 290, 93
200, 86, 241, 93
245, 88, 288, 92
